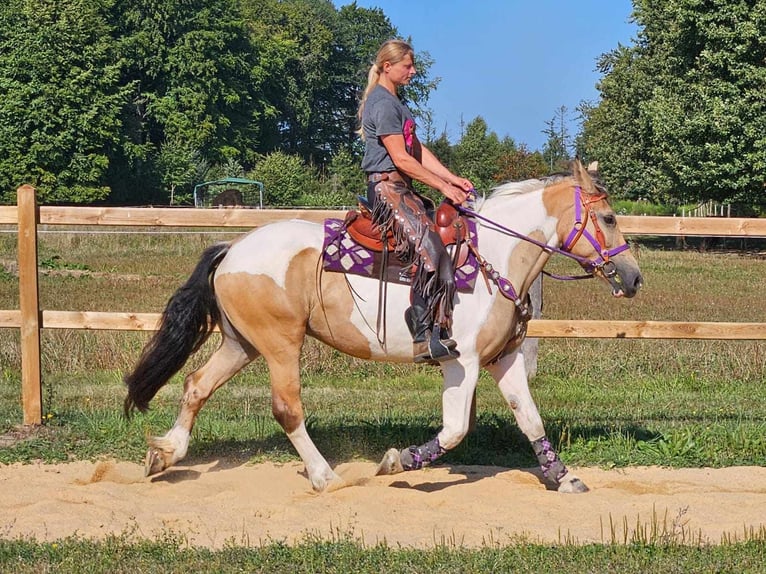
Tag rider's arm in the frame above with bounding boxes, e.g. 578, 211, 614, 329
420, 144, 474, 192
381, 134, 468, 204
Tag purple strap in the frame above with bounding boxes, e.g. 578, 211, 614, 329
457, 187, 630, 276
563, 187, 630, 270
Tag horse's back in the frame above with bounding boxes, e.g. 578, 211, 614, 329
216, 219, 323, 283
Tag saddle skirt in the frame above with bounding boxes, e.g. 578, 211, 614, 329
322, 202, 479, 291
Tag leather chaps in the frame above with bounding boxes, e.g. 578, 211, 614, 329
367, 174, 456, 331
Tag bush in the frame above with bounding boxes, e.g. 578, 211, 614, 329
250, 152, 319, 207
612, 199, 675, 216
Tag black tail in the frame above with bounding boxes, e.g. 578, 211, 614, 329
124, 243, 230, 415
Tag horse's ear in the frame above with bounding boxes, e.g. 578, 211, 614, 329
571, 158, 596, 194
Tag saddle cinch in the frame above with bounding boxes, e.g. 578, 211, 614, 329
322, 198, 480, 291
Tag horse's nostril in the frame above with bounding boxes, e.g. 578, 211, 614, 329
634, 274, 643, 289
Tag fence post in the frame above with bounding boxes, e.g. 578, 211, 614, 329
17, 185, 42, 425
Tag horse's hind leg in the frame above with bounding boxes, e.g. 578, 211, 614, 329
145, 329, 257, 476
485, 351, 588, 493
263, 344, 341, 492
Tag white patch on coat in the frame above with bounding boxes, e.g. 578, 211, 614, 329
216, 220, 323, 289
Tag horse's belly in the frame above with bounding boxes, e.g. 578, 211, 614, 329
310, 274, 416, 362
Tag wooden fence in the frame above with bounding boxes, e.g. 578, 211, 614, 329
2, 184, 766, 425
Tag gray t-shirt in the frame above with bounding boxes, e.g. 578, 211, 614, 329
361, 85, 416, 173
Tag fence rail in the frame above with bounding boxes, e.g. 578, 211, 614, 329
3, 185, 766, 424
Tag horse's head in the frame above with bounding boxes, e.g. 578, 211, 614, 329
545, 160, 643, 298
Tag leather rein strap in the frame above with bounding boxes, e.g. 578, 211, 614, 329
457, 185, 631, 304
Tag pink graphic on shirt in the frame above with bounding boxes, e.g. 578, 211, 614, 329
403, 118, 415, 154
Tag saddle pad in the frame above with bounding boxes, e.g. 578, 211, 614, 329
322, 218, 479, 292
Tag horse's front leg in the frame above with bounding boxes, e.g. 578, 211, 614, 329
485, 350, 589, 493
377, 360, 479, 475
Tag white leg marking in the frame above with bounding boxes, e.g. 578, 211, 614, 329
486, 351, 545, 441
149, 425, 190, 466
437, 359, 480, 450
287, 422, 340, 492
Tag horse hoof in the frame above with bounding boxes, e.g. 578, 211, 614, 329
144, 448, 168, 477
376, 448, 404, 476
558, 476, 590, 494
309, 470, 343, 493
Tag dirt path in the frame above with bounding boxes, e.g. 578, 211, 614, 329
1, 460, 765, 548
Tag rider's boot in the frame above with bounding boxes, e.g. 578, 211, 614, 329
405, 297, 458, 364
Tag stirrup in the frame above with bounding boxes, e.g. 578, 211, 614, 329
413, 330, 459, 364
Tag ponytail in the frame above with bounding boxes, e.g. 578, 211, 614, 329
356, 63, 382, 139
356, 39, 414, 140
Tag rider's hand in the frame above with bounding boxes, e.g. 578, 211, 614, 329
441, 182, 470, 205
453, 177, 474, 192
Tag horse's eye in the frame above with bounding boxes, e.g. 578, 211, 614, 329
602, 214, 616, 226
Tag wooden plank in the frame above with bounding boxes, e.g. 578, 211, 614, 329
527, 320, 766, 340
617, 215, 766, 237
0, 206, 17, 224
0, 310, 21, 328
17, 185, 42, 425
28, 311, 766, 340
38, 206, 341, 227
41, 310, 162, 330
30, 206, 766, 236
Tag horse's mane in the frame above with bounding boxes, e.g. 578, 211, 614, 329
475, 171, 608, 209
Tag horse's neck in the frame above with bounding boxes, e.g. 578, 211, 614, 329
476, 189, 558, 296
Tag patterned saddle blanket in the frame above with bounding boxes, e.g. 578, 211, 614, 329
321, 204, 479, 291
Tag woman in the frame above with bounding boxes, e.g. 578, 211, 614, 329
358, 39, 474, 364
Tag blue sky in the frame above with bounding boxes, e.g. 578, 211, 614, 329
334, 0, 638, 151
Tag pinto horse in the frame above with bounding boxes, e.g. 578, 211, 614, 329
124, 160, 642, 494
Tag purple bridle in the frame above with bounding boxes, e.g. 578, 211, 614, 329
561, 186, 631, 271
456, 185, 631, 306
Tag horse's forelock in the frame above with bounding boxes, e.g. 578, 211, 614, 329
544, 171, 610, 197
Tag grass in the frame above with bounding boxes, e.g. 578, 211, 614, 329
1, 227, 765, 568
1, 533, 766, 573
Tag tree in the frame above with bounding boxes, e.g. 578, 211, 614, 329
581, 0, 766, 205
0, 0, 128, 203
451, 117, 507, 191
495, 145, 548, 182
156, 137, 203, 205
427, 131, 454, 168
250, 151, 318, 207
108, 0, 260, 204
541, 106, 572, 173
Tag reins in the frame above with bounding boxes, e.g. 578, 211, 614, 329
455, 185, 631, 305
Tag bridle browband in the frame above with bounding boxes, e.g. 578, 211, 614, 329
456, 185, 631, 309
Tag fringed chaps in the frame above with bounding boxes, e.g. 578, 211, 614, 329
370, 177, 456, 329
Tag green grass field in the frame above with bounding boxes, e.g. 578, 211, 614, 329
1, 228, 765, 571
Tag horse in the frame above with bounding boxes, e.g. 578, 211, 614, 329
124, 160, 642, 494
211, 188, 244, 208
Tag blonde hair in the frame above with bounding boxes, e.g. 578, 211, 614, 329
356, 39, 415, 138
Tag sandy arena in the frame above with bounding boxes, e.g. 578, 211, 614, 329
1, 459, 765, 548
